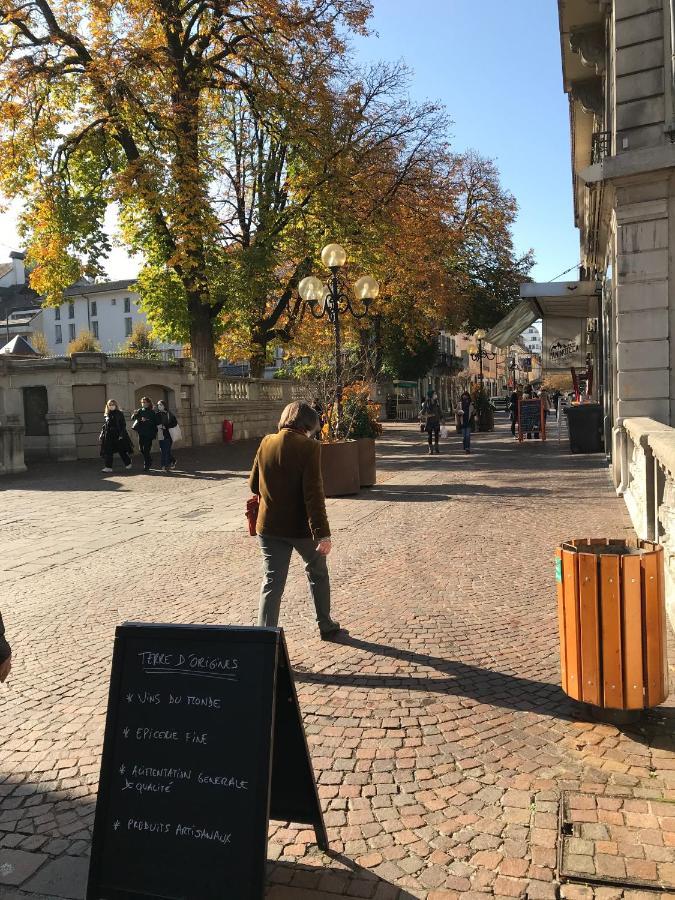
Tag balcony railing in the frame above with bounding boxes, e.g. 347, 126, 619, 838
591, 130, 610, 164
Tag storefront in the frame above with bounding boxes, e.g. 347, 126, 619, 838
485, 280, 605, 450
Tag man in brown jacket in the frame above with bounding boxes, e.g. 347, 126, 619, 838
0, 611, 11, 683
249, 401, 342, 640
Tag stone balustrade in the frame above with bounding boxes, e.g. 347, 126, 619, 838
215, 378, 307, 403
619, 417, 675, 628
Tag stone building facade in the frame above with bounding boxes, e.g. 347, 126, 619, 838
559, 0, 675, 431
558, 0, 675, 626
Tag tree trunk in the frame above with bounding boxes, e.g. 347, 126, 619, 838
249, 330, 268, 378
189, 298, 217, 376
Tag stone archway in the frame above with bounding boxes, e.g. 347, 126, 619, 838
133, 384, 174, 411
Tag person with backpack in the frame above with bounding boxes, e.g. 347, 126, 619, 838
0, 610, 11, 683
156, 399, 178, 472
131, 397, 158, 472
420, 389, 444, 454
99, 399, 134, 472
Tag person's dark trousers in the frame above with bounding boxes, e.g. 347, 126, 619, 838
139, 437, 153, 470
257, 535, 333, 633
104, 450, 131, 468
510, 414, 516, 436
427, 424, 440, 450
159, 438, 172, 468
462, 425, 471, 451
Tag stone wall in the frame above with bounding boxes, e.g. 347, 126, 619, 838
615, 0, 666, 153
612, 175, 672, 423
619, 416, 675, 629
0, 355, 304, 471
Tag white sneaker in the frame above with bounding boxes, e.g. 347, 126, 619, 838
101, 467, 113, 472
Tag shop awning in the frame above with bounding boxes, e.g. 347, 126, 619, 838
484, 281, 601, 348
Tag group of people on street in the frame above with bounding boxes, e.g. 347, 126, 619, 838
100, 396, 179, 473
419, 388, 475, 455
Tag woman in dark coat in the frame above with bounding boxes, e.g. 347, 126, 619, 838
100, 399, 134, 472
155, 400, 178, 472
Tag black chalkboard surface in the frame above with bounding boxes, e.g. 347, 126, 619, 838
87, 624, 326, 900
518, 398, 545, 442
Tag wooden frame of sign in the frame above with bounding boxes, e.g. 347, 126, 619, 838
517, 397, 546, 442
87, 623, 327, 900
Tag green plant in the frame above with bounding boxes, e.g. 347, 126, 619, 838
471, 385, 491, 412
68, 330, 100, 353
342, 384, 382, 439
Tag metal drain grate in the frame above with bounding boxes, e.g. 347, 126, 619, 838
558, 791, 675, 892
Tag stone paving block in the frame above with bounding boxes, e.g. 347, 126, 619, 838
0, 425, 674, 899
23, 858, 87, 900
0, 851, 47, 887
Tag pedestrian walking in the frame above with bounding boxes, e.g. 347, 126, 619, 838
420, 389, 443, 454
0, 609, 11, 683
155, 400, 178, 472
99, 399, 134, 472
522, 384, 539, 439
131, 397, 158, 472
249, 401, 343, 641
509, 385, 520, 437
540, 387, 552, 422
457, 390, 475, 453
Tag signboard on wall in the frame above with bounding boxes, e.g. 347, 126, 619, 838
542, 317, 586, 370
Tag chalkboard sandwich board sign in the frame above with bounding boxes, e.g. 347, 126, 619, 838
517, 398, 546, 442
87, 623, 327, 900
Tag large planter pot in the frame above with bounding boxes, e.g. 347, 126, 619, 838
356, 437, 377, 487
320, 440, 360, 497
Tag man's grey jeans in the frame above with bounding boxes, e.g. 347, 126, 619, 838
257, 535, 333, 633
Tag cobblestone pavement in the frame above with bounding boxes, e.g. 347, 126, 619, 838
1, 418, 674, 900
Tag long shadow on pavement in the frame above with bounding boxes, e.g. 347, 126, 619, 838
292, 635, 675, 750
341, 482, 552, 501
5, 442, 258, 492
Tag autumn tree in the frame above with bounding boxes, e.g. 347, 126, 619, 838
310, 149, 532, 377
214, 60, 448, 374
0, 0, 372, 372
446, 155, 534, 331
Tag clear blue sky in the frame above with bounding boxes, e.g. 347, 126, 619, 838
352, 0, 579, 284
0, 0, 578, 284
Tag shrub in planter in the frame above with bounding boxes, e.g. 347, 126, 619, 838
472, 386, 494, 433
342, 384, 381, 487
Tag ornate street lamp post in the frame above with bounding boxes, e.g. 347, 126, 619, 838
298, 243, 379, 429
468, 329, 496, 389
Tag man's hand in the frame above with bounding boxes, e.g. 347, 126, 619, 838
317, 539, 332, 556
0, 654, 12, 684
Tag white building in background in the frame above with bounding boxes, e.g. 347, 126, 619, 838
40, 280, 181, 354
521, 324, 542, 355
0, 254, 181, 355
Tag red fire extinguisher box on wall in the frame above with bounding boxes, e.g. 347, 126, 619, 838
222, 419, 234, 442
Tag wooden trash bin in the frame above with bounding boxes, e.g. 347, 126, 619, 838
556, 539, 669, 710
